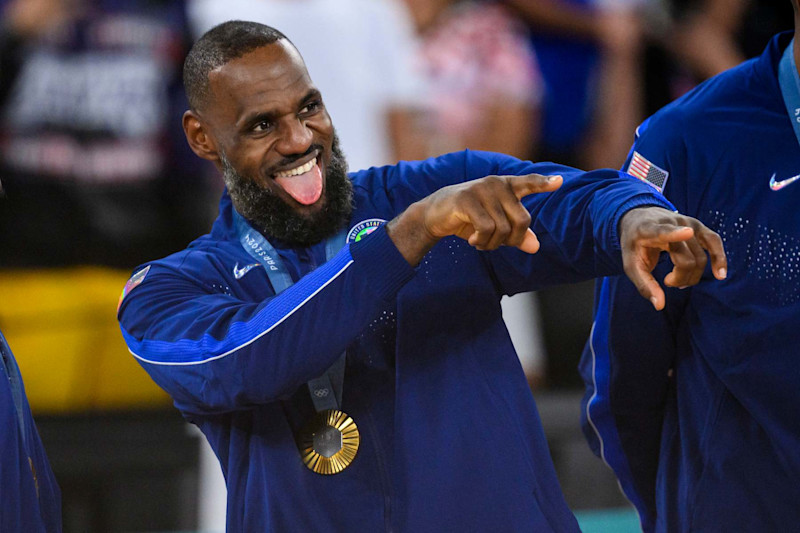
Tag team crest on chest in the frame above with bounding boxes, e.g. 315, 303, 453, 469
347, 218, 386, 243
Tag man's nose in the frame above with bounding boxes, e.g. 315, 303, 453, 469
275, 118, 313, 155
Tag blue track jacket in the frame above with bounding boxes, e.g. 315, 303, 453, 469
119, 150, 671, 531
0, 331, 61, 532
580, 34, 800, 533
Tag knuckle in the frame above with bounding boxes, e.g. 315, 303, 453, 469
483, 175, 503, 188
457, 186, 475, 200
496, 218, 511, 235
475, 217, 495, 234
512, 208, 532, 227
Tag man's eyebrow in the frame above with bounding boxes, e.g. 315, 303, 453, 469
240, 110, 278, 129
239, 89, 323, 129
301, 89, 322, 104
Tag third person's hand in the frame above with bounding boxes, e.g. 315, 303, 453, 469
619, 206, 727, 310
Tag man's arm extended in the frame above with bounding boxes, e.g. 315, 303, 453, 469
389, 171, 725, 309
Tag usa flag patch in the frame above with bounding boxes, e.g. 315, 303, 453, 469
628, 151, 669, 193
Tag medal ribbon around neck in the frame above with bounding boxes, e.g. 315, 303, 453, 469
779, 38, 800, 150
233, 210, 359, 474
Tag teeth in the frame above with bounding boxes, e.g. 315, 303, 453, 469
275, 157, 317, 178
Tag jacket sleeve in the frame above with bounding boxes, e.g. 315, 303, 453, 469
464, 150, 676, 294
578, 109, 692, 533
118, 226, 414, 416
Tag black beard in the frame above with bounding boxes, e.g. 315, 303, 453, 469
222, 134, 353, 246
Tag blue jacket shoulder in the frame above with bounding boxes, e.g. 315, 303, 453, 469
641, 34, 784, 147
131, 234, 245, 288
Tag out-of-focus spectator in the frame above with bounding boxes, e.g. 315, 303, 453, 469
404, 0, 543, 160
668, 0, 749, 79
503, 0, 647, 170
0, 0, 215, 269
188, 0, 428, 169
645, 0, 794, 113
0, 2, 212, 526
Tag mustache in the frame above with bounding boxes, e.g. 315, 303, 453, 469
267, 144, 324, 176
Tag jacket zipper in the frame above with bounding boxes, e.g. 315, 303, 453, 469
362, 407, 393, 532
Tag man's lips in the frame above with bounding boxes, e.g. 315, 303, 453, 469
270, 149, 320, 179
274, 157, 317, 179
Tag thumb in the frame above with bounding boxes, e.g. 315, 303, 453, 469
518, 228, 540, 254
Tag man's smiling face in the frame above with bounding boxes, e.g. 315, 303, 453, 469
188, 39, 352, 244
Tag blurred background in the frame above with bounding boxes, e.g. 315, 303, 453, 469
0, 0, 791, 531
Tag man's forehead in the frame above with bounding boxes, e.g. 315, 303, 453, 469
209, 40, 309, 91
203, 40, 317, 124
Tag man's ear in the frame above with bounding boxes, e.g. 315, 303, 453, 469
183, 110, 220, 162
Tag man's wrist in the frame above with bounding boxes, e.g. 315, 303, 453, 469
613, 195, 675, 248
386, 200, 439, 267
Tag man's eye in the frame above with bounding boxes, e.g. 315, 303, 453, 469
253, 120, 273, 132
300, 101, 322, 115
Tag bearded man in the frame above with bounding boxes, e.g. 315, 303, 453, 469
117, 21, 726, 531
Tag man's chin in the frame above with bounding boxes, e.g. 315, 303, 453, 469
232, 180, 350, 245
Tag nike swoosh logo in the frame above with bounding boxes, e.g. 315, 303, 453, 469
769, 173, 800, 191
233, 262, 260, 279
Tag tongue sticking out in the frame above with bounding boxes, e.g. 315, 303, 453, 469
274, 163, 323, 206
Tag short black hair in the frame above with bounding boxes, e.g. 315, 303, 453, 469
184, 20, 290, 112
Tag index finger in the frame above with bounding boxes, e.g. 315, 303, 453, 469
505, 174, 563, 200
633, 224, 695, 249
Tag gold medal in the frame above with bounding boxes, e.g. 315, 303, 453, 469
298, 409, 360, 474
